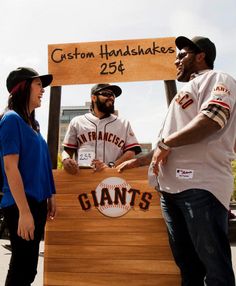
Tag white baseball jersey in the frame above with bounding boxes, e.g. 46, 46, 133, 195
63, 113, 141, 165
154, 70, 236, 209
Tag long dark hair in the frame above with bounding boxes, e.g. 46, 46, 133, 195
4, 79, 39, 132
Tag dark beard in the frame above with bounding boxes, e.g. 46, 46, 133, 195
96, 97, 115, 115
177, 56, 196, 82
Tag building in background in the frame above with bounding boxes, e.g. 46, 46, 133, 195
59, 103, 152, 155
59, 103, 90, 153
137, 143, 152, 156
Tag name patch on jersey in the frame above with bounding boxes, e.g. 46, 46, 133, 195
77, 131, 125, 149
176, 168, 194, 179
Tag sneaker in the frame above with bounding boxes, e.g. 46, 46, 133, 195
228, 210, 236, 220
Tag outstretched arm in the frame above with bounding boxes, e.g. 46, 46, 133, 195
116, 150, 154, 172
164, 113, 221, 148
114, 150, 135, 167
152, 113, 221, 175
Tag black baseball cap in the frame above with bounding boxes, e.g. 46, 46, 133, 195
175, 36, 216, 67
6, 67, 53, 93
91, 83, 122, 97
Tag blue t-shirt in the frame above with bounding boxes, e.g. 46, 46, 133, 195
0, 111, 56, 207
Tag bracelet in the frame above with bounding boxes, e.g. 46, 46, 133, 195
157, 139, 171, 151
61, 150, 71, 161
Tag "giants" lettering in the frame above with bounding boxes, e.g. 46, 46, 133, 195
78, 187, 152, 212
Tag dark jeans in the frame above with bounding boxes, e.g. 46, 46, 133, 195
3, 197, 47, 286
160, 189, 235, 286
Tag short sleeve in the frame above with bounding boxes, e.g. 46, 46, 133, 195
0, 113, 21, 156
62, 118, 78, 149
123, 121, 142, 155
201, 73, 236, 113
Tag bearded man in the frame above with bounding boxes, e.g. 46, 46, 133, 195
62, 83, 141, 174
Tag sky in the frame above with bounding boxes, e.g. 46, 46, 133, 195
0, 0, 236, 148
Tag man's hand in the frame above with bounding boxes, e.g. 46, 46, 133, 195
91, 159, 108, 171
63, 158, 79, 174
116, 158, 138, 172
151, 147, 170, 176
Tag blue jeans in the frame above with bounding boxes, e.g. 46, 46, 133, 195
160, 189, 235, 286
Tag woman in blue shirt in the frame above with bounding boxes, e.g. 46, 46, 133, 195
0, 67, 56, 286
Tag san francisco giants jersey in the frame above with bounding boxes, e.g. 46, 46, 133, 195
63, 113, 141, 165
155, 70, 236, 209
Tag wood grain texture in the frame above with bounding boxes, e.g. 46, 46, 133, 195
48, 37, 176, 86
44, 273, 180, 286
44, 168, 180, 285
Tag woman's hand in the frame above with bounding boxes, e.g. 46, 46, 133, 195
47, 194, 56, 220
18, 210, 35, 241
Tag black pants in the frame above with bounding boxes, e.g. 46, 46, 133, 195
3, 197, 47, 286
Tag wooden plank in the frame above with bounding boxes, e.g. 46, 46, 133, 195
47, 86, 61, 168
53, 181, 157, 194
53, 166, 151, 181
45, 232, 169, 246
164, 80, 177, 105
44, 273, 180, 286
52, 167, 156, 189
48, 37, 176, 86
44, 245, 173, 260
44, 259, 179, 274
46, 218, 166, 232
54, 205, 163, 219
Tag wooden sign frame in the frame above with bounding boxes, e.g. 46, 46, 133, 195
45, 37, 179, 285
47, 37, 177, 168
48, 37, 176, 86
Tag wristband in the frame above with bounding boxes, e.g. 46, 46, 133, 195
108, 162, 115, 168
157, 139, 170, 151
61, 150, 71, 161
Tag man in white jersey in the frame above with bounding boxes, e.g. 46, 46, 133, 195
117, 36, 236, 285
62, 83, 141, 174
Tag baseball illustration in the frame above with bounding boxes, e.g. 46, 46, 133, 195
96, 177, 132, 217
